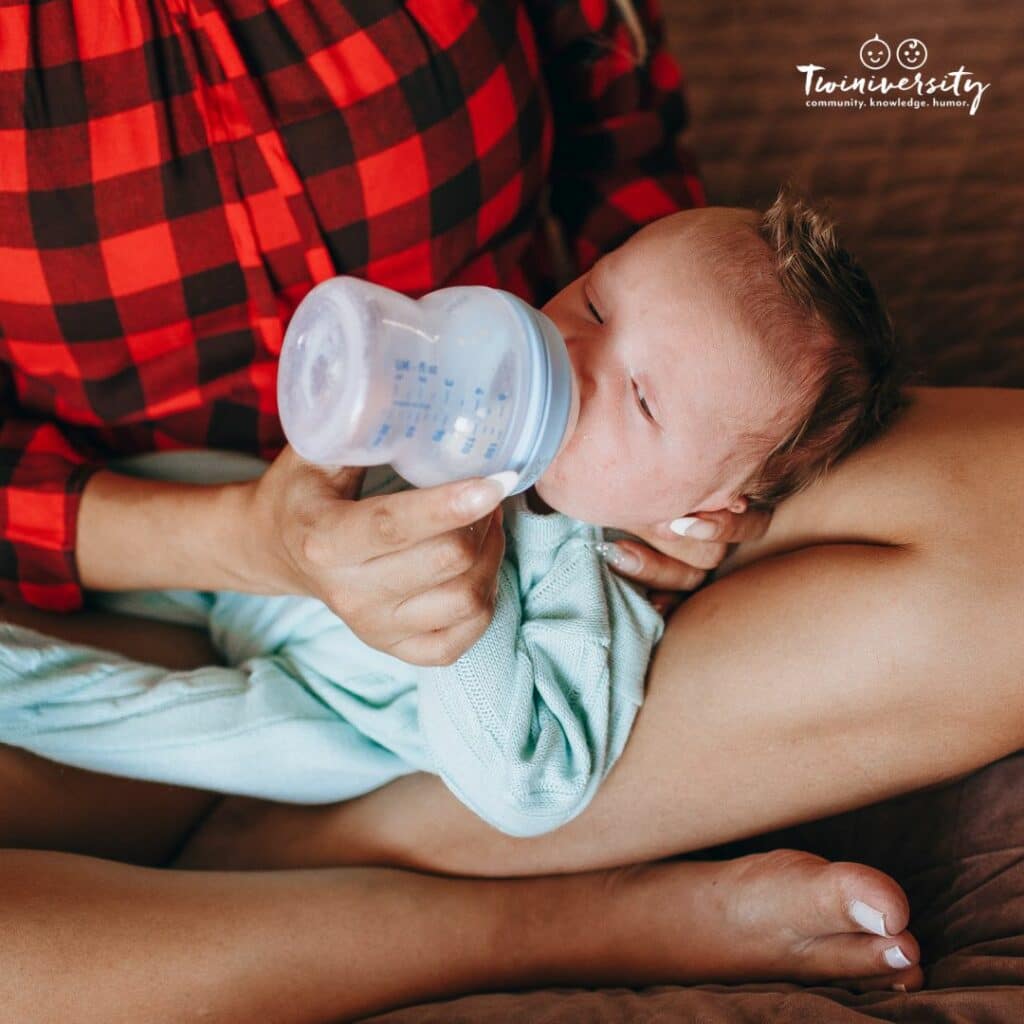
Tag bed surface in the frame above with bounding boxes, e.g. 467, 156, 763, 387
368, 0, 1024, 1019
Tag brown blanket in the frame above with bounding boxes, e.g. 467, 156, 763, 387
370, 0, 1024, 1018
668, 0, 1024, 391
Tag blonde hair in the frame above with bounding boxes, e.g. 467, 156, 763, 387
740, 186, 910, 508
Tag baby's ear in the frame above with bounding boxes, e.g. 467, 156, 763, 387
727, 496, 749, 515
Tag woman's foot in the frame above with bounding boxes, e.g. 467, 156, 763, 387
577, 848, 923, 992
179, 806, 923, 992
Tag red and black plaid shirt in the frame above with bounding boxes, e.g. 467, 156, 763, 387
0, 0, 703, 611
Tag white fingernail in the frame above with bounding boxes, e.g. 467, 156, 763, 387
884, 945, 912, 969
485, 470, 519, 497
670, 516, 699, 536
669, 516, 716, 540
849, 899, 889, 937
594, 542, 642, 575
892, 983, 907, 992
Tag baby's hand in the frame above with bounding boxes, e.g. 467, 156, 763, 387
597, 508, 773, 617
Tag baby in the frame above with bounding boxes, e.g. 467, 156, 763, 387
0, 188, 904, 837
537, 188, 903, 529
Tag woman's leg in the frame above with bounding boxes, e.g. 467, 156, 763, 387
0, 716, 927, 1011
0, 605, 224, 864
0, 744, 217, 865
178, 387, 1024, 877
0, 559, 926, 1012
0, 724, 927, 1009
0, 846, 927, 1023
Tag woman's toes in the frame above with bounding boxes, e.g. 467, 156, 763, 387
797, 858, 910, 941
830, 861, 911, 939
796, 930, 921, 985
839, 963, 925, 994
726, 850, 911, 943
674, 849, 922, 988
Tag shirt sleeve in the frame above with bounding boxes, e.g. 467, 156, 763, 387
0, 362, 103, 611
522, 0, 705, 298
416, 496, 666, 837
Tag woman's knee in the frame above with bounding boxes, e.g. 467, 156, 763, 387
723, 387, 1024, 575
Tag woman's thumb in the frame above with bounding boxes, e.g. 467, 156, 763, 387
326, 465, 368, 499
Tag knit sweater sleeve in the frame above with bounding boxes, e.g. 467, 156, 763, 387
416, 494, 665, 837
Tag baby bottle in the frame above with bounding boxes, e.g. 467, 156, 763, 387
276, 276, 580, 495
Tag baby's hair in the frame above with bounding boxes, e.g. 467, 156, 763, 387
738, 185, 910, 508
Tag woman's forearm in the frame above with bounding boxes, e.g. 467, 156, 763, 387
77, 470, 255, 593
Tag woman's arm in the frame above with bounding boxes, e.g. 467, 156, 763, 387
77, 469, 255, 593
77, 447, 511, 667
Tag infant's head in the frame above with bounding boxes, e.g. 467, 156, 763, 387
534, 187, 907, 529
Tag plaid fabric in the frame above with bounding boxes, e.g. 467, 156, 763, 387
0, 0, 703, 611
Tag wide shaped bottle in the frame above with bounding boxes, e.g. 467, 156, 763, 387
277, 276, 579, 495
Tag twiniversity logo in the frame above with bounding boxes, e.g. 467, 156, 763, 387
797, 35, 991, 115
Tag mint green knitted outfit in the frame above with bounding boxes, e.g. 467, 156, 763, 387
0, 453, 664, 836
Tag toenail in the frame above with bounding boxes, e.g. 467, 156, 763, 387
884, 945, 912, 969
849, 899, 890, 937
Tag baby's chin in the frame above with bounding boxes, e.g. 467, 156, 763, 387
532, 474, 625, 527
531, 474, 588, 520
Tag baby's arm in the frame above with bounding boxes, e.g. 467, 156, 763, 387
416, 497, 665, 838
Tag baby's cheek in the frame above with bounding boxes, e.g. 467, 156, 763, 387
543, 453, 624, 517
559, 433, 618, 487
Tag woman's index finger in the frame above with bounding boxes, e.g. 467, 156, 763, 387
346, 473, 513, 557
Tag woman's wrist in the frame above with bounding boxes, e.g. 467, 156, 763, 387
213, 476, 297, 596
76, 469, 267, 594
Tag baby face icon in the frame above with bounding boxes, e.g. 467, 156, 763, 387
859, 34, 891, 70
896, 37, 928, 70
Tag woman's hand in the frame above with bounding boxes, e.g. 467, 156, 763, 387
598, 508, 773, 618
238, 446, 510, 666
